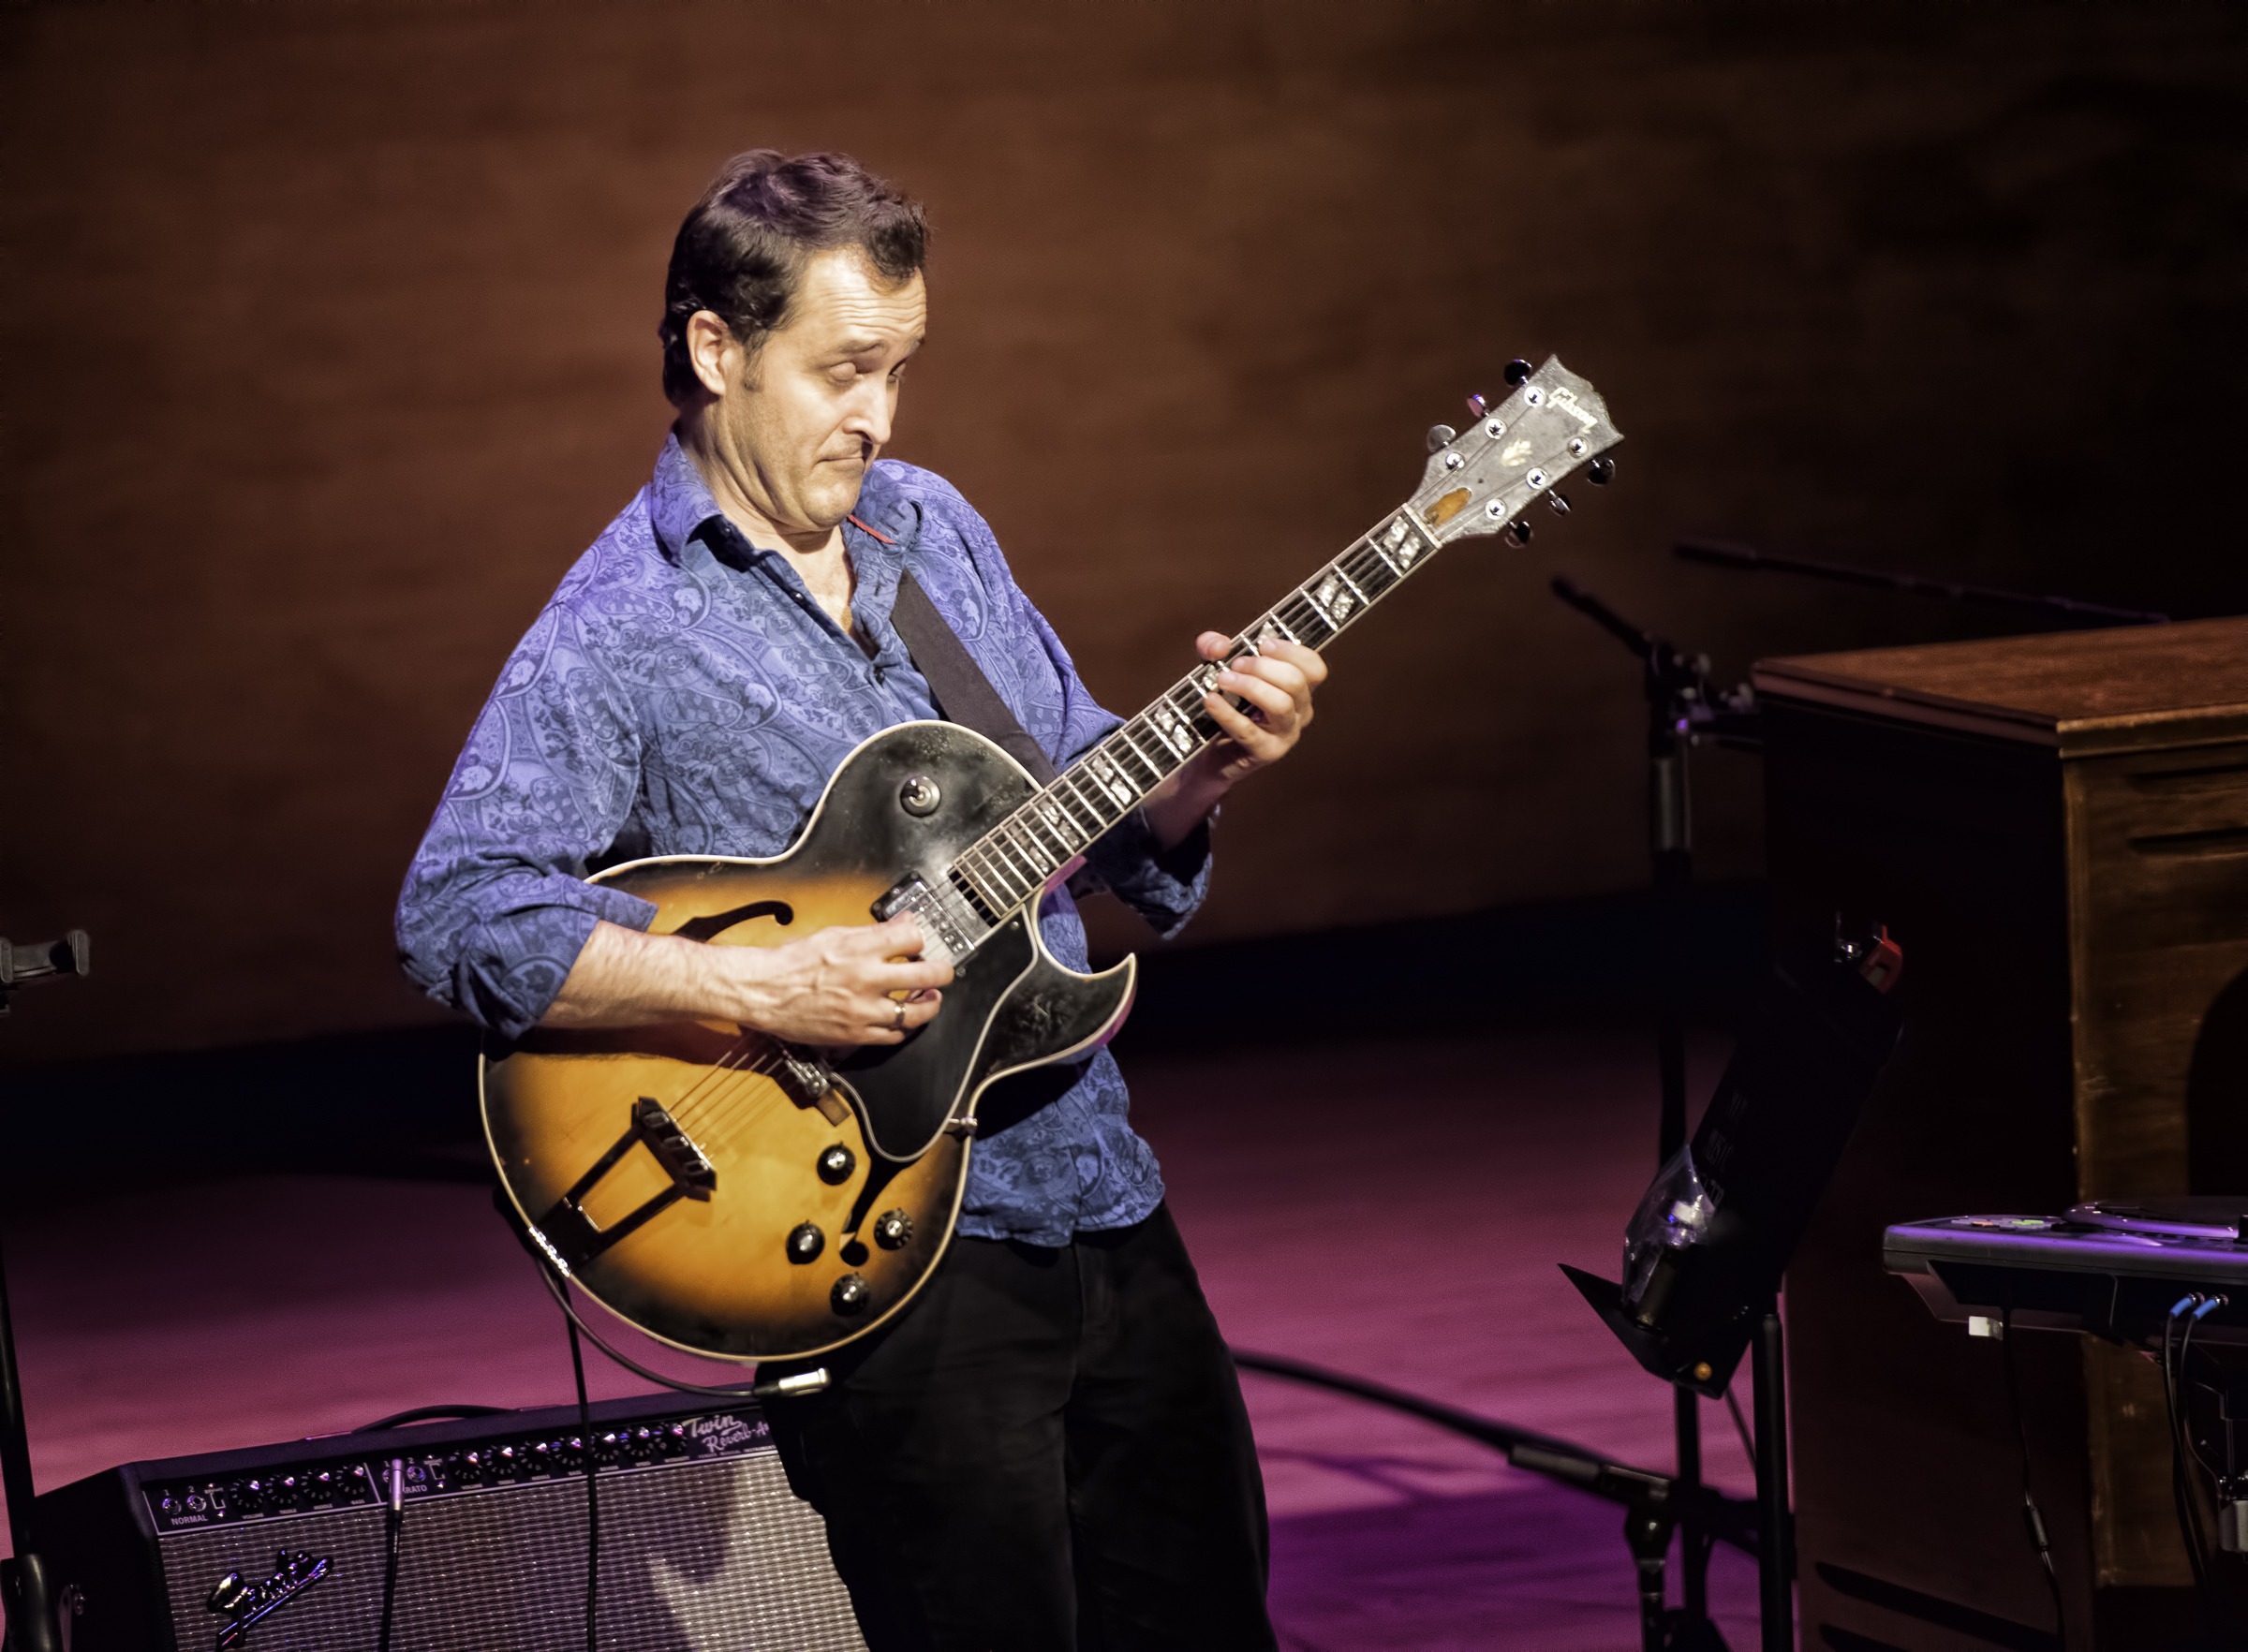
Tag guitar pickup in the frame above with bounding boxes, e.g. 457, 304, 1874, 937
774, 1048, 850, 1127
533, 1098, 717, 1273
871, 875, 969, 962
870, 876, 924, 923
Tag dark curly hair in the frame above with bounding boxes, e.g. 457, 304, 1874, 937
658, 150, 929, 406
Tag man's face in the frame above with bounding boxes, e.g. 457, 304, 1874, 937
705, 247, 926, 537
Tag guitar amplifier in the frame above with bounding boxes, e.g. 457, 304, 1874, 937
31, 1389, 866, 1651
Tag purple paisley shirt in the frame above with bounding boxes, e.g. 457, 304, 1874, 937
396, 435, 1209, 1245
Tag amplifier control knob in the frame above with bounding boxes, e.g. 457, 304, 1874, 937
817, 1144, 856, 1185
874, 1209, 914, 1249
831, 1273, 870, 1315
786, 1223, 825, 1264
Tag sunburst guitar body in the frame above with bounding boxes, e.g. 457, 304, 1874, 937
483, 722, 1134, 1363
481, 357, 1622, 1364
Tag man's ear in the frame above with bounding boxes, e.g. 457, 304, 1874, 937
686, 310, 737, 398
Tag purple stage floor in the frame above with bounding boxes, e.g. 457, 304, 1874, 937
2, 1025, 1767, 1646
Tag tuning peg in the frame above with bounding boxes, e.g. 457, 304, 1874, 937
1426, 423, 1457, 454
1505, 518, 1533, 547
1546, 491, 1571, 516
1587, 456, 1616, 485
1466, 392, 1489, 420
1503, 359, 1533, 387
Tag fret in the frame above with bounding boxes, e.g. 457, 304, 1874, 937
1345, 546, 1398, 595
1057, 778, 1105, 838
1333, 564, 1371, 609
988, 831, 1043, 890
1087, 752, 1136, 811
1260, 612, 1300, 645
1111, 726, 1169, 788
979, 840, 1035, 902
959, 851, 1018, 911
1366, 536, 1402, 577
1015, 821, 1064, 885
1040, 792, 1088, 848
951, 860, 1007, 922
1059, 767, 1106, 824
1286, 602, 1337, 647
1147, 701, 1199, 759
1133, 716, 1183, 775
1019, 798, 1076, 862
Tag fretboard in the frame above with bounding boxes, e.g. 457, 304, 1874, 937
940, 503, 1444, 934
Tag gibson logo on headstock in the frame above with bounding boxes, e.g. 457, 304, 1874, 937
1546, 384, 1602, 429
208, 1550, 330, 1648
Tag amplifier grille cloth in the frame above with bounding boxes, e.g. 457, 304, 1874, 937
154, 1451, 865, 1651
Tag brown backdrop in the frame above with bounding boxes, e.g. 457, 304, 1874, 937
5, 0, 2243, 1064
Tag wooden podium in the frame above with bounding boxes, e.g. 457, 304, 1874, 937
1756, 616, 2248, 1650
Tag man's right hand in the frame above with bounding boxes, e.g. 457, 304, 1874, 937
728, 914, 951, 1045
540, 913, 950, 1043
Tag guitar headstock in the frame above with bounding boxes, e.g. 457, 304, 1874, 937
1409, 357, 1621, 545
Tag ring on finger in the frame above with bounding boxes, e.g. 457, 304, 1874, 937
893, 997, 908, 1032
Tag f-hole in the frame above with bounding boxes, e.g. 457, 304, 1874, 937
671, 901, 795, 943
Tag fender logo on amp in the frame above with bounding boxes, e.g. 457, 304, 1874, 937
207, 1549, 330, 1647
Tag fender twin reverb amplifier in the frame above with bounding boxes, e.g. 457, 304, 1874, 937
31, 1389, 865, 1651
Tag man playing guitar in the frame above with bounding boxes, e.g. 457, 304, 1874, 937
398, 150, 1324, 1650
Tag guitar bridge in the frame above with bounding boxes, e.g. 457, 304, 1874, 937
533, 1098, 717, 1274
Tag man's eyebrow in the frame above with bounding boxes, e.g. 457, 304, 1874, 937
828, 330, 924, 361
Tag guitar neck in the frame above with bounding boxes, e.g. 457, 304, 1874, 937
943, 502, 1446, 928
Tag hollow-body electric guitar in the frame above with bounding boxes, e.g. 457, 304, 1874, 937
484, 358, 1622, 1362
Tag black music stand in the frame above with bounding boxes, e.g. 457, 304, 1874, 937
1549, 577, 1758, 1646
1, 932, 92, 1652
1564, 930, 1904, 1652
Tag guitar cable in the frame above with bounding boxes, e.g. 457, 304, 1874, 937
524, 1248, 830, 1403
568, 1315, 599, 1652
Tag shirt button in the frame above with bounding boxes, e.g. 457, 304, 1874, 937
870, 665, 886, 685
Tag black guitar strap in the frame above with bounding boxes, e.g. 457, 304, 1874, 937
891, 569, 1059, 786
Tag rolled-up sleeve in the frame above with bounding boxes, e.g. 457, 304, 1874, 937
395, 600, 658, 1038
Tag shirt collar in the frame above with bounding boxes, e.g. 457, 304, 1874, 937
647, 431, 918, 571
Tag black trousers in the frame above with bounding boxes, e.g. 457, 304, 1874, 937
763, 1203, 1277, 1652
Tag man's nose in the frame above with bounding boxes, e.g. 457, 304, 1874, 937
845, 377, 893, 450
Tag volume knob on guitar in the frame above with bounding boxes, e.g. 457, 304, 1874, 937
786, 1223, 825, 1264
817, 1144, 856, 1185
832, 1274, 871, 1315
873, 1209, 915, 1250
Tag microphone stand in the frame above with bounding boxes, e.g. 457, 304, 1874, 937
0, 933, 91, 1652
1550, 581, 1757, 1651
